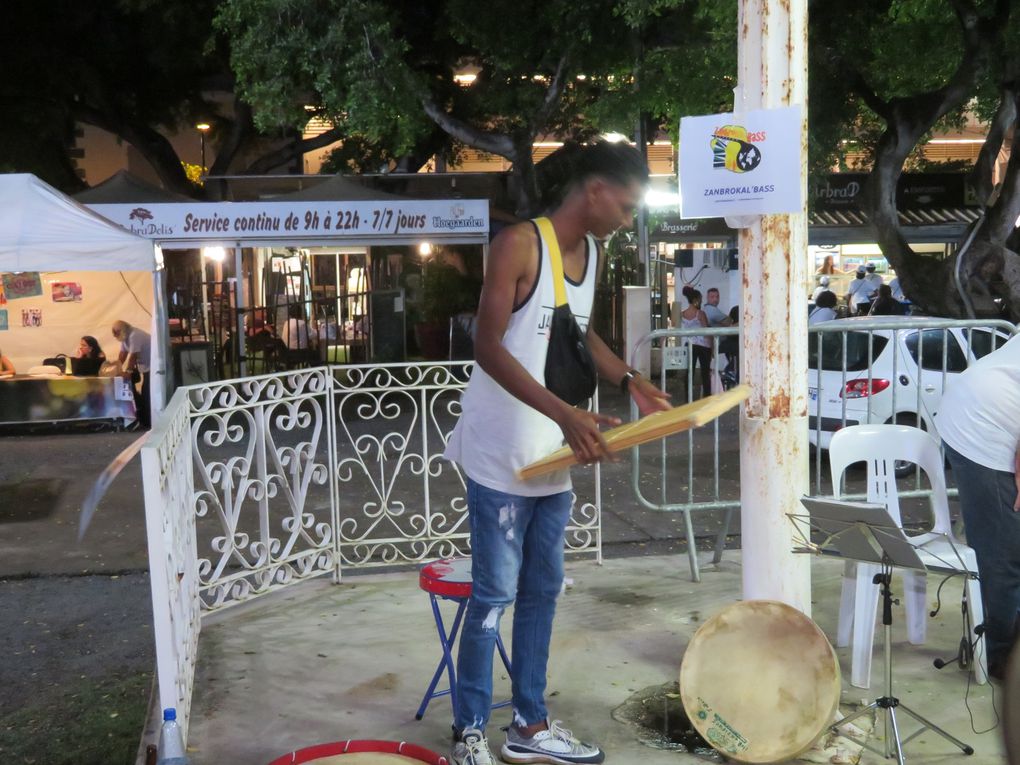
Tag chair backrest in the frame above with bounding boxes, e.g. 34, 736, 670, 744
829, 423, 953, 536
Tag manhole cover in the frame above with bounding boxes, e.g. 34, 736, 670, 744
612, 680, 720, 759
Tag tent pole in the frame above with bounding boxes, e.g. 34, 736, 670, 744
235, 244, 246, 378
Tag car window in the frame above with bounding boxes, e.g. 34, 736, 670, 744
965, 328, 1011, 360
904, 329, 968, 373
808, 331, 889, 372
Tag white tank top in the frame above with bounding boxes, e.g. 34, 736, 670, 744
444, 222, 598, 496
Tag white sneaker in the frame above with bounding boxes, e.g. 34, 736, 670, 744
452, 727, 495, 765
501, 720, 605, 764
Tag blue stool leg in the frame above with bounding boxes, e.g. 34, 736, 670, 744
416, 594, 467, 720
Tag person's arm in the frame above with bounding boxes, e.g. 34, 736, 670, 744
121, 351, 138, 377
474, 225, 620, 463
1014, 442, 1020, 511
0, 355, 14, 376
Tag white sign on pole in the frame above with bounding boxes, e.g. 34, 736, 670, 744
679, 105, 803, 219
87, 199, 489, 243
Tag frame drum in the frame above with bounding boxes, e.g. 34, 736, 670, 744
266, 739, 448, 765
679, 600, 841, 764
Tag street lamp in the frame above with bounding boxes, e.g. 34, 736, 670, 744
196, 122, 211, 171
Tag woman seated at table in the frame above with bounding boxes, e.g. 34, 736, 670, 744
0, 347, 15, 377
74, 335, 107, 376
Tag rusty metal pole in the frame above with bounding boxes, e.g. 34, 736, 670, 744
737, 0, 811, 614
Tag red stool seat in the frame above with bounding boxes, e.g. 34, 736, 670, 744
420, 558, 473, 599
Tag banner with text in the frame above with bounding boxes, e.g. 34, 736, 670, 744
679, 105, 803, 219
87, 199, 490, 243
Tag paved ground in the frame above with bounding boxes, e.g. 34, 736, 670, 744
0, 383, 962, 763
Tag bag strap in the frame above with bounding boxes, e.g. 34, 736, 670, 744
534, 217, 568, 308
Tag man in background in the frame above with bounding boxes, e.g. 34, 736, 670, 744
703, 287, 732, 327
112, 320, 151, 430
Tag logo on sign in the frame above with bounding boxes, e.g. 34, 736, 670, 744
129, 207, 153, 222
710, 125, 763, 174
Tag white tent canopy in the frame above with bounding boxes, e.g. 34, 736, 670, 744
0, 173, 166, 415
0, 174, 161, 272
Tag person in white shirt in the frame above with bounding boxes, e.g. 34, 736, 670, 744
112, 320, 151, 429
888, 276, 906, 302
809, 290, 838, 324
702, 287, 732, 327
443, 141, 669, 765
936, 334, 1020, 682
811, 276, 831, 302
864, 263, 883, 294
282, 304, 316, 350
846, 268, 876, 315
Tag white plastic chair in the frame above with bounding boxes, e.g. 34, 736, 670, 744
829, 424, 986, 688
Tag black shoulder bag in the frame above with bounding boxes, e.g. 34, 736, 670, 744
535, 217, 597, 406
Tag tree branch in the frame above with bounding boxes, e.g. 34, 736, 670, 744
531, 53, 571, 132
982, 92, 1020, 243
969, 83, 1017, 205
241, 123, 349, 175
420, 96, 516, 159
74, 105, 194, 196
208, 96, 255, 177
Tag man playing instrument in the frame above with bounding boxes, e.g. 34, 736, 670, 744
444, 141, 670, 765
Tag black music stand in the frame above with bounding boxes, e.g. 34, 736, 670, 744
792, 496, 974, 765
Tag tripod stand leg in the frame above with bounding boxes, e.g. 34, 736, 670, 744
886, 706, 906, 765
896, 703, 974, 755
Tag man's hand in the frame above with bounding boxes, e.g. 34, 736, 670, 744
555, 406, 622, 465
1014, 448, 1020, 512
629, 376, 671, 416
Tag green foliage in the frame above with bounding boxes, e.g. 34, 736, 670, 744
215, 0, 736, 169
420, 262, 480, 324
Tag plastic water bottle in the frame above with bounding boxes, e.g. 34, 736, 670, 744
157, 708, 189, 765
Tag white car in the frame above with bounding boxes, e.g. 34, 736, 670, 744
807, 317, 1010, 456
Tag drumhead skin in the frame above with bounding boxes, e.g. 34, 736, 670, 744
679, 600, 841, 764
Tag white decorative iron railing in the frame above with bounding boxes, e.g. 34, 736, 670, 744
140, 388, 201, 741
142, 362, 602, 737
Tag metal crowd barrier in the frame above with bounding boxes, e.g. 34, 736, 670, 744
629, 317, 1017, 582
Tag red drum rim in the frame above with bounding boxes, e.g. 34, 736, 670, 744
267, 738, 448, 765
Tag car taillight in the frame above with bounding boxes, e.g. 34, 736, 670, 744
842, 378, 890, 398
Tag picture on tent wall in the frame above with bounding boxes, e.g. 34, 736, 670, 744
2, 272, 43, 300
0, 310, 7, 331
21, 308, 42, 327
51, 282, 83, 303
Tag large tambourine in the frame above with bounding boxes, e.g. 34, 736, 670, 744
518, 384, 750, 480
679, 600, 841, 764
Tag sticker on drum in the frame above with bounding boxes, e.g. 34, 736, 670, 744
266, 739, 448, 765
679, 600, 841, 764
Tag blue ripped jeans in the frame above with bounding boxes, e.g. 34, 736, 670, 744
454, 477, 572, 734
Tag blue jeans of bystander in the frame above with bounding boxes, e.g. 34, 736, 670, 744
454, 477, 572, 734
943, 441, 1020, 670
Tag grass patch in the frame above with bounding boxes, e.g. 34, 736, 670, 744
0, 671, 151, 765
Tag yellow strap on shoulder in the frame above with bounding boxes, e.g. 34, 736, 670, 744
534, 216, 568, 308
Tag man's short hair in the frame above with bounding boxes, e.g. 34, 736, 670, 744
707, 287, 720, 294
570, 140, 649, 189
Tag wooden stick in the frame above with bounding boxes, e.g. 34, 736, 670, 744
517, 384, 751, 480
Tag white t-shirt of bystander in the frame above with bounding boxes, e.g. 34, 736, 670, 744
702, 303, 728, 327
121, 327, 151, 373
936, 333, 1020, 472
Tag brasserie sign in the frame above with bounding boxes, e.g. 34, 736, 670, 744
88, 199, 490, 242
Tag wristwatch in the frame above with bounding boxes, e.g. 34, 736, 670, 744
619, 368, 641, 394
